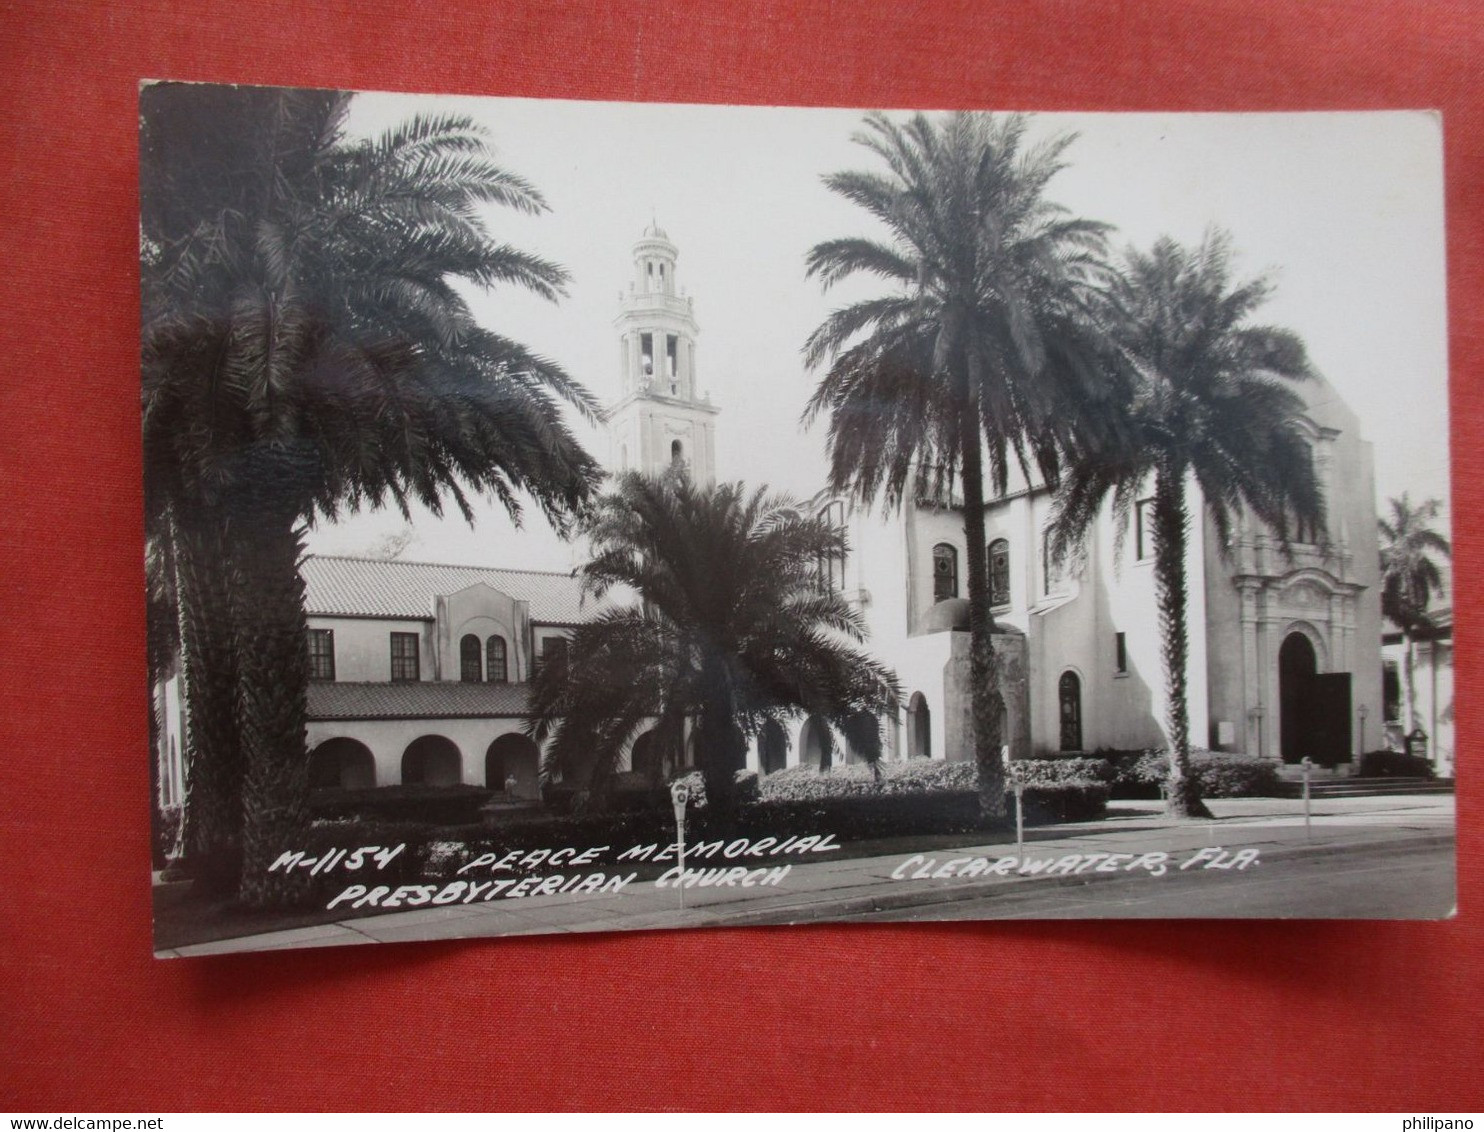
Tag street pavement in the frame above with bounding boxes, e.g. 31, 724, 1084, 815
156, 793, 1457, 956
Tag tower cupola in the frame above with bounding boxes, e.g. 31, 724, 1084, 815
607, 226, 720, 483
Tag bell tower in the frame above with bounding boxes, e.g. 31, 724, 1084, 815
607, 223, 720, 485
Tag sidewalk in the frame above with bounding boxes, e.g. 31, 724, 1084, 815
156, 793, 1457, 956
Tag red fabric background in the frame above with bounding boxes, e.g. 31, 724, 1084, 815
2, 0, 1480, 1112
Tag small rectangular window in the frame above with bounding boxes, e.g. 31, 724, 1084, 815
536, 636, 568, 676
666, 335, 678, 377
308, 629, 335, 682
1135, 498, 1157, 562
390, 632, 420, 682
640, 332, 654, 376
1115, 632, 1127, 675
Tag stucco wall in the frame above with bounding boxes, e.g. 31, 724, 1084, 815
308, 616, 435, 682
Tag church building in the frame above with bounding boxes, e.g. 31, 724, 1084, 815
152, 226, 1386, 816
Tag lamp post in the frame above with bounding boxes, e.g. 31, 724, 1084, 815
1356, 703, 1368, 764
1248, 705, 1265, 760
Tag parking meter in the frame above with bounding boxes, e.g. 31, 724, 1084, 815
670, 781, 690, 908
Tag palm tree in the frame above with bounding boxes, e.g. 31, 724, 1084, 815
141, 85, 602, 901
1379, 494, 1452, 731
528, 473, 900, 816
1046, 230, 1324, 818
803, 112, 1116, 819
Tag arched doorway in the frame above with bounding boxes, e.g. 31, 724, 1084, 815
401, 735, 462, 786
1280, 631, 1317, 763
800, 716, 832, 770
759, 719, 788, 775
630, 729, 661, 782
308, 737, 376, 790
485, 733, 539, 798
1279, 628, 1352, 766
906, 692, 931, 759
1058, 672, 1082, 752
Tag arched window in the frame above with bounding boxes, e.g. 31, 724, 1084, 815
989, 538, 1010, 607
1058, 671, 1082, 752
932, 543, 959, 602
907, 692, 931, 759
459, 634, 481, 683
671, 438, 684, 465
1292, 441, 1320, 543
486, 636, 508, 684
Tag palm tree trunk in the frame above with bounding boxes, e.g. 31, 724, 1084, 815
696, 664, 745, 823
958, 392, 1005, 822
233, 509, 314, 907
173, 512, 247, 892
1152, 463, 1211, 820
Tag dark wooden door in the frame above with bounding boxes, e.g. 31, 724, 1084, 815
1309, 673, 1353, 766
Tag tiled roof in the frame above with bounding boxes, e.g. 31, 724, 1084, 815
307, 680, 533, 720
302, 554, 590, 623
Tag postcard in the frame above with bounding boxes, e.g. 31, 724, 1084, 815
142, 83, 1454, 955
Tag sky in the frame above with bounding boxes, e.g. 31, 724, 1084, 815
306, 95, 1450, 573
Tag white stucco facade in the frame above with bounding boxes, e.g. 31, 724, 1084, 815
826, 370, 1383, 768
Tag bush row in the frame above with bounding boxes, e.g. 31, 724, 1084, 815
309, 784, 496, 825
282, 766, 1112, 907
1093, 749, 1283, 799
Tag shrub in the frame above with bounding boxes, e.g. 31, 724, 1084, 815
1009, 757, 1113, 787
1193, 753, 1281, 797
749, 759, 1108, 836
1357, 749, 1435, 778
1113, 749, 1282, 798
760, 760, 976, 801
743, 779, 1107, 838
308, 784, 495, 825
1017, 781, 1111, 823
670, 768, 762, 809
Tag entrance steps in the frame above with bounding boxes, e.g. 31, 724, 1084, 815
1275, 776, 1454, 799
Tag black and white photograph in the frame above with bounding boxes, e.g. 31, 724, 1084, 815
142, 84, 1455, 956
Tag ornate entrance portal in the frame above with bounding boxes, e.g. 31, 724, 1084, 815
1279, 631, 1352, 765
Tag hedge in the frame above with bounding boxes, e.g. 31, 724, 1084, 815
751, 760, 1109, 832
1108, 749, 1283, 798
1008, 758, 1113, 787
308, 784, 496, 825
